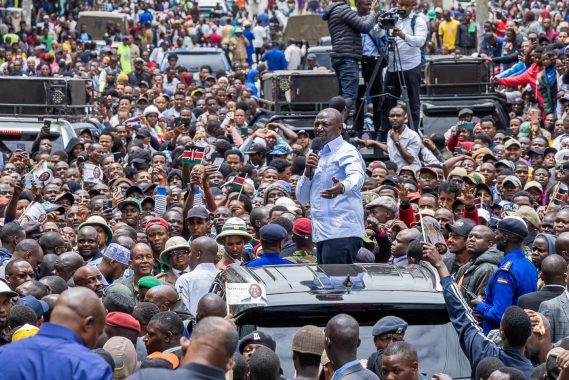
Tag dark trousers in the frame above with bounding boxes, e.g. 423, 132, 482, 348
332, 57, 359, 111
354, 56, 384, 133
379, 65, 422, 142
317, 237, 363, 264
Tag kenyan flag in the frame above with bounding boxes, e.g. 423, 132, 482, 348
181, 147, 205, 165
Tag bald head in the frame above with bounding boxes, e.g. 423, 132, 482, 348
325, 313, 360, 364
38, 232, 66, 255
557, 232, 569, 259
541, 254, 568, 285
190, 237, 218, 269
50, 287, 106, 348
185, 316, 238, 370
54, 252, 84, 281
73, 266, 103, 297
196, 293, 227, 322
144, 285, 178, 311
13, 239, 44, 272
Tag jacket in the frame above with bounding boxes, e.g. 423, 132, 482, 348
441, 276, 534, 378
334, 361, 379, 379
497, 64, 545, 115
518, 284, 565, 312
126, 363, 225, 380
455, 247, 503, 301
323, 2, 376, 59
539, 291, 569, 343
456, 21, 477, 49
537, 65, 557, 115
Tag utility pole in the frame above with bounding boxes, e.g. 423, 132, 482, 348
477, 0, 489, 41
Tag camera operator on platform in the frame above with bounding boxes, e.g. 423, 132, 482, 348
323, 0, 377, 112
377, 0, 427, 142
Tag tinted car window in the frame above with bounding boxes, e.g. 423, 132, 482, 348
171, 53, 230, 73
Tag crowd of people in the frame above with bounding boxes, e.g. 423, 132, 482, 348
3, 0, 569, 379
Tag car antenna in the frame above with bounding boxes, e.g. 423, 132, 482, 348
343, 275, 353, 294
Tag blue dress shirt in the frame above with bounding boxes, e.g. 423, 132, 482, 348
296, 136, 365, 243
0, 323, 113, 380
246, 253, 292, 268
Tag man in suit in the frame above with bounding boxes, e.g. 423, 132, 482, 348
127, 316, 237, 380
539, 260, 569, 343
240, 284, 267, 304
519, 254, 567, 311
325, 314, 380, 379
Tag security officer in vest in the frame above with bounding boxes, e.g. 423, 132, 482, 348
472, 217, 538, 334
354, 0, 386, 134
377, 0, 427, 142
366, 316, 407, 377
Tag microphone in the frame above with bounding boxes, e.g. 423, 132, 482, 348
308, 137, 324, 180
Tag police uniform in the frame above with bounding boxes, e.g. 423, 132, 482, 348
475, 219, 538, 334
366, 316, 407, 378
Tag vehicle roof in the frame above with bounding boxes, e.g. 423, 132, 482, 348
78, 11, 128, 19
169, 48, 224, 54
307, 46, 332, 53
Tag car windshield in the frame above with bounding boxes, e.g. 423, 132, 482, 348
174, 53, 228, 73
253, 323, 470, 379
0, 132, 64, 154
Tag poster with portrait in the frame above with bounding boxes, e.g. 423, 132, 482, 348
226, 283, 267, 306
19, 202, 47, 224
30, 161, 54, 187
82, 163, 104, 184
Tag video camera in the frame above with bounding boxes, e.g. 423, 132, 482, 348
378, 8, 406, 29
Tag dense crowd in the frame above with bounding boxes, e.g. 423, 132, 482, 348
3, 0, 569, 379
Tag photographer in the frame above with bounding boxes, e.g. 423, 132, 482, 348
323, 0, 377, 111
378, 0, 427, 142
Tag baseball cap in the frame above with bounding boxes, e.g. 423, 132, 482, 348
509, 205, 540, 229
555, 149, 569, 164
448, 167, 468, 179
293, 218, 312, 236
381, 176, 400, 187
366, 196, 398, 214
106, 312, 141, 333
0, 280, 17, 298
297, 129, 309, 137
497, 216, 529, 238
463, 173, 485, 185
418, 167, 438, 179
246, 142, 268, 154
524, 181, 543, 192
129, 150, 151, 164
117, 197, 142, 212
372, 316, 408, 337
458, 108, 473, 118
16, 296, 50, 319
292, 325, 325, 356
134, 57, 144, 64
504, 139, 521, 149
502, 175, 522, 188
186, 207, 209, 220
445, 218, 476, 237
495, 160, 515, 171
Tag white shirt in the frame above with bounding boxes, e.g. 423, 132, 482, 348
252, 25, 267, 49
386, 125, 422, 171
175, 263, 219, 316
285, 44, 302, 70
382, 11, 428, 72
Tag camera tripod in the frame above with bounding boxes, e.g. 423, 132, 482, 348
354, 27, 416, 141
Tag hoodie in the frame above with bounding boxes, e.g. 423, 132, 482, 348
245, 69, 259, 96
535, 233, 556, 256
456, 247, 503, 303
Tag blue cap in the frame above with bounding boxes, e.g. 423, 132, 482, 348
270, 144, 291, 156
16, 295, 49, 320
260, 224, 288, 241
497, 217, 529, 239
372, 316, 408, 337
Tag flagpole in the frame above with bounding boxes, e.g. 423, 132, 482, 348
81, 180, 84, 205
418, 209, 427, 244
546, 181, 561, 212
237, 173, 248, 200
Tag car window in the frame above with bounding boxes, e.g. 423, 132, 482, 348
254, 324, 470, 379
175, 54, 229, 73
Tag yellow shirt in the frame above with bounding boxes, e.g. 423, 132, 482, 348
438, 19, 460, 50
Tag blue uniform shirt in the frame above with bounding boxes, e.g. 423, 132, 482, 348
0, 323, 113, 380
246, 253, 292, 268
476, 248, 538, 334
441, 276, 533, 378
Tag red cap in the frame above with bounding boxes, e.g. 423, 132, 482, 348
293, 218, 312, 236
419, 167, 438, 179
145, 217, 169, 232
106, 312, 141, 333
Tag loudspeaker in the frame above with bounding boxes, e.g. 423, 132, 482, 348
261, 70, 338, 104
424, 58, 492, 96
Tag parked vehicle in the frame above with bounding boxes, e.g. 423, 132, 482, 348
160, 48, 231, 75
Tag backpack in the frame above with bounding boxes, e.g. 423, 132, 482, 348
411, 14, 427, 66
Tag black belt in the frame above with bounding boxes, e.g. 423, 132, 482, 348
362, 56, 379, 60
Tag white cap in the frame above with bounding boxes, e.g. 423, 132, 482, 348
0, 280, 17, 297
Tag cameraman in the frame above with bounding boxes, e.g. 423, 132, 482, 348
323, 0, 377, 111
378, 0, 427, 142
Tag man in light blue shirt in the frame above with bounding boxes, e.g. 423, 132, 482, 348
296, 108, 365, 264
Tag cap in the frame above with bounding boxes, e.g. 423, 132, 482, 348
504, 138, 521, 149
104, 243, 131, 266
106, 312, 141, 333
129, 150, 151, 164
109, 177, 133, 188
105, 283, 134, 299
54, 192, 75, 206
527, 147, 545, 156
16, 296, 49, 319
381, 176, 400, 187
555, 149, 569, 164
496, 159, 516, 171
125, 185, 143, 198
448, 167, 468, 179
139, 81, 149, 88
275, 197, 301, 214
497, 216, 529, 238
297, 129, 309, 137
269, 144, 291, 156
458, 108, 474, 118
372, 316, 408, 337
544, 147, 558, 157
23, 222, 43, 238
260, 224, 288, 241
366, 196, 398, 214
293, 217, 312, 236
292, 325, 325, 356
502, 175, 522, 189
143, 105, 160, 116
145, 217, 169, 231
477, 208, 491, 223
524, 181, 543, 192
509, 205, 540, 229
472, 148, 492, 161
79, 216, 113, 246
482, 153, 498, 163
134, 57, 145, 64
445, 218, 476, 237
138, 276, 162, 289
245, 142, 268, 154
361, 191, 380, 207
12, 323, 39, 342
215, 218, 252, 245
418, 167, 438, 179
306, 53, 317, 60
463, 173, 485, 185
117, 197, 142, 212
136, 129, 151, 138
186, 206, 209, 220
239, 330, 276, 353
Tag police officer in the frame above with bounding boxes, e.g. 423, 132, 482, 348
367, 316, 407, 377
421, 240, 534, 378
472, 217, 537, 334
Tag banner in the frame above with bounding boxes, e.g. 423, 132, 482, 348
82, 163, 104, 184
226, 283, 267, 306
